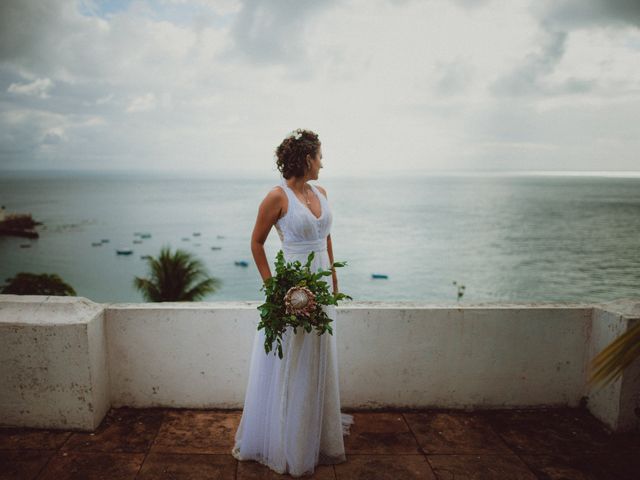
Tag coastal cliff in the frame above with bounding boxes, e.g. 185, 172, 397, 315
0, 212, 42, 239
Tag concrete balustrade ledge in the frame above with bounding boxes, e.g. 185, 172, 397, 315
0, 295, 638, 433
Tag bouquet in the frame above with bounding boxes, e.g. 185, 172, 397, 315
257, 249, 352, 359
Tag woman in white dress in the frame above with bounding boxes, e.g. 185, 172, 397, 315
231, 129, 354, 477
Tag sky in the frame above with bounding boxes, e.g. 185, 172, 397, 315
0, 0, 639, 177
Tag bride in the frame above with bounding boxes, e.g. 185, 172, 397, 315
231, 129, 354, 477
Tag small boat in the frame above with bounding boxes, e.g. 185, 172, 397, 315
140, 255, 151, 260
234, 260, 249, 267
140, 233, 151, 239
19, 243, 31, 248
193, 232, 201, 236
116, 249, 133, 255
133, 239, 143, 244
217, 235, 225, 239
91, 242, 102, 246
101, 239, 110, 243
371, 273, 388, 279
211, 246, 222, 250
181, 237, 190, 241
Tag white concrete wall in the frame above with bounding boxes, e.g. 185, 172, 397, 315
2, 295, 639, 432
106, 302, 259, 409
337, 304, 592, 409
587, 301, 640, 431
0, 295, 109, 430
105, 302, 594, 411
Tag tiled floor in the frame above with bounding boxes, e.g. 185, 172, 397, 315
1, 407, 638, 479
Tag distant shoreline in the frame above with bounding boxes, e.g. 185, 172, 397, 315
1, 169, 640, 180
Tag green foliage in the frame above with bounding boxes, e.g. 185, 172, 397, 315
133, 245, 221, 302
257, 250, 352, 359
1, 272, 76, 296
0, 213, 38, 230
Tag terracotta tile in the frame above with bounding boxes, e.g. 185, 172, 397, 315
525, 450, 640, 480
0, 427, 70, 450
590, 451, 640, 480
334, 454, 435, 480
38, 451, 145, 480
404, 412, 512, 454
137, 453, 236, 479
428, 454, 538, 480
343, 412, 421, 454
3, 407, 636, 479
348, 412, 409, 433
237, 460, 335, 479
519, 453, 617, 480
151, 409, 241, 454
482, 408, 612, 455
0, 450, 55, 480
599, 429, 640, 457
62, 407, 165, 453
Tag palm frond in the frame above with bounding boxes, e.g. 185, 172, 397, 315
182, 277, 222, 301
133, 245, 221, 302
587, 320, 640, 390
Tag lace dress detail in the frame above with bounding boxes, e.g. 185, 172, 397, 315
231, 176, 354, 477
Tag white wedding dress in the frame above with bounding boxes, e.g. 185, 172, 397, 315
231, 176, 354, 477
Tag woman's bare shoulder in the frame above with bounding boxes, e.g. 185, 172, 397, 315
268, 185, 288, 201
315, 185, 328, 199
269, 185, 286, 195
266, 185, 288, 218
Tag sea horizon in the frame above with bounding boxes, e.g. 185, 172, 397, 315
2, 168, 640, 180
1, 171, 639, 304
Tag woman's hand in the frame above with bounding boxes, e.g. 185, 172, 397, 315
332, 269, 339, 295
327, 233, 339, 295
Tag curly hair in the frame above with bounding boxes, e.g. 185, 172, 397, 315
275, 128, 321, 179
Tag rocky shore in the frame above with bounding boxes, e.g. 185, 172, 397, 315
0, 213, 42, 239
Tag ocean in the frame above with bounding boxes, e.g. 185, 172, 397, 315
1, 170, 639, 304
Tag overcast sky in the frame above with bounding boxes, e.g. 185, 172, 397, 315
1, 0, 639, 177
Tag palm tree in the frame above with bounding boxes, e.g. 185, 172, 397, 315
133, 245, 221, 302
587, 321, 640, 390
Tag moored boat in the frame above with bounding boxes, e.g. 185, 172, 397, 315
372, 273, 388, 279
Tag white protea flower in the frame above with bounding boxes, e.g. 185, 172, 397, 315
284, 285, 316, 318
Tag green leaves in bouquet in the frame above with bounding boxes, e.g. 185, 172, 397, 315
256, 249, 352, 358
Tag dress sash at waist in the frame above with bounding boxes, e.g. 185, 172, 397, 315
282, 238, 327, 255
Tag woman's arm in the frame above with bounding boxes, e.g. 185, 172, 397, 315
316, 185, 339, 295
250, 188, 284, 283
327, 234, 339, 295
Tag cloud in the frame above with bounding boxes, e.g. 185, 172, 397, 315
0, 0, 638, 174
489, 29, 594, 97
95, 93, 114, 105
7, 78, 54, 98
489, 0, 640, 99
0, 0, 98, 78
225, 0, 340, 68
126, 92, 157, 113
42, 127, 66, 145
433, 61, 474, 96
536, 0, 640, 30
